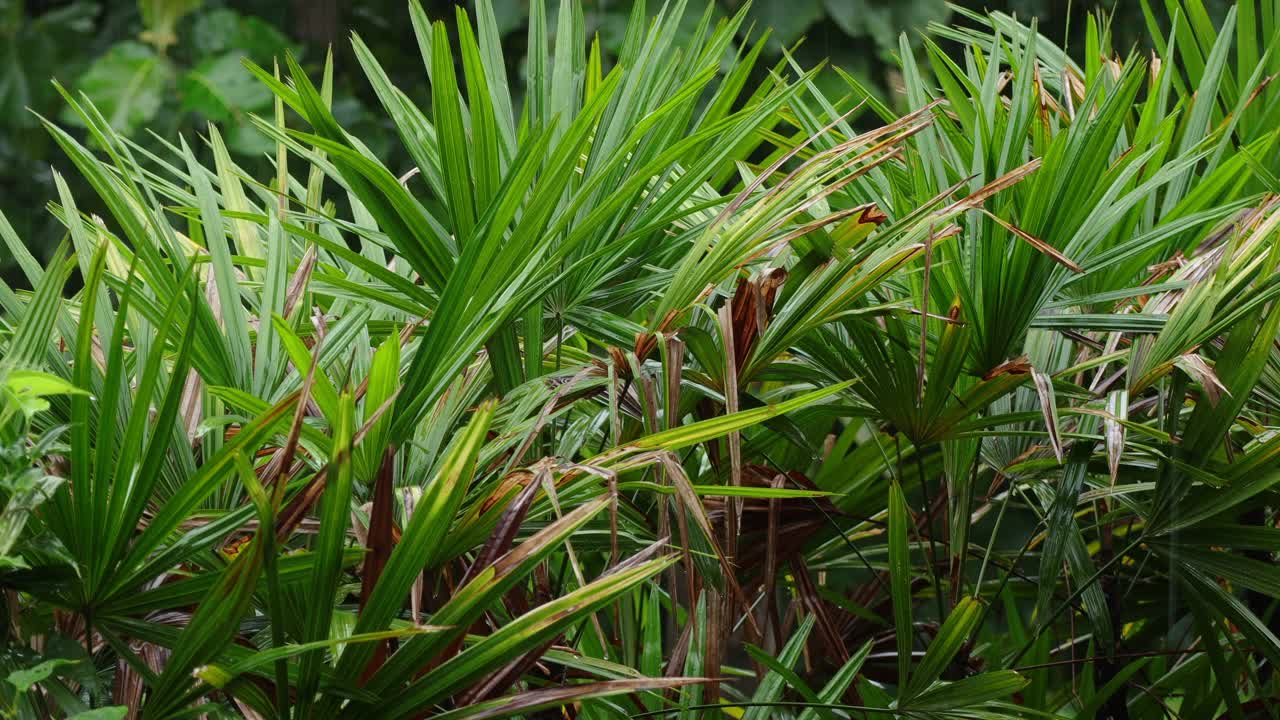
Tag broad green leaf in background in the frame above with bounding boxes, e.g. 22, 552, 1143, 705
68, 42, 170, 135
180, 53, 273, 122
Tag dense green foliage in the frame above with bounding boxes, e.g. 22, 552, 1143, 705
0, 0, 1205, 275
2, 0, 1280, 718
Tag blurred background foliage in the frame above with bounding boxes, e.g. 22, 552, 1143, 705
0, 0, 1227, 279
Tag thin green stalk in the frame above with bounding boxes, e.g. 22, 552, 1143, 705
915, 447, 948, 620
975, 482, 1014, 591
1009, 538, 1143, 666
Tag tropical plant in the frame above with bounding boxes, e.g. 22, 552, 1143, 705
2, 0, 1171, 278
1, 0, 1279, 718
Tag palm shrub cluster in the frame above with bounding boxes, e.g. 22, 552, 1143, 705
1, 0, 1280, 717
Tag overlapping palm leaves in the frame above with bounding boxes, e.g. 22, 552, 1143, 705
2, 0, 1280, 718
